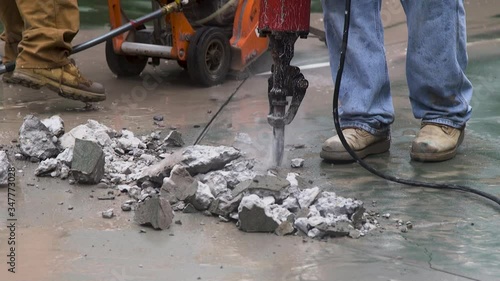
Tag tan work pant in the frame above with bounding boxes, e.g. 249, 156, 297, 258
0, 0, 79, 68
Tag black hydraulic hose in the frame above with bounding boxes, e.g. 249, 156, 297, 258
332, 0, 500, 207
0, 2, 180, 75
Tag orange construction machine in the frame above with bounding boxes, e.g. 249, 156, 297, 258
106, 0, 269, 86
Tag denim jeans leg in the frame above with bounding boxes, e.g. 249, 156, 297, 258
401, 0, 473, 129
322, 0, 393, 136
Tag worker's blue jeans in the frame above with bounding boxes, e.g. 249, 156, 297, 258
322, 0, 473, 136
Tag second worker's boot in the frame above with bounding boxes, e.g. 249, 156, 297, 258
13, 63, 106, 102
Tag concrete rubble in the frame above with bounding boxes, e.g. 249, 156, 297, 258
0, 151, 11, 186
41, 115, 65, 137
71, 139, 105, 184
237, 194, 279, 232
181, 145, 241, 175
102, 209, 114, 219
192, 181, 215, 210
161, 164, 198, 204
164, 130, 184, 147
134, 195, 174, 230
291, 158, 305, 168
12, 116, 377, 238
19, 115, 61, 160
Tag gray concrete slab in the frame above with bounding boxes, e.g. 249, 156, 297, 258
1, 2, 500, 281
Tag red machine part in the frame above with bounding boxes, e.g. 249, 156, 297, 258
258, 0, 310, 36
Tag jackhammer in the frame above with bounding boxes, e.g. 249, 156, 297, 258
258, 0, 310, 166
258, 0, 500, 207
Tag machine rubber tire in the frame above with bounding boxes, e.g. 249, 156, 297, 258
187, 27, 231, 86
105, 39, 148, 77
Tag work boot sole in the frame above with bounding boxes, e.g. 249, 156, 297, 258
410, 131, 464, 162
320, 138, 390, 162
2, 73, 20, 84
13, 71, 106, 103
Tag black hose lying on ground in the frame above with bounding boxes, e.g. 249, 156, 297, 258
332, 0, 500, 207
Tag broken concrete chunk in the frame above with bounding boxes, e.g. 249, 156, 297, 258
351, 206, 366, 228
171, 201, 185, 211
269, 205, 292, 224
138, 151, 183, 185
117, 130, 146, 151
349, 229, 361, 239
294, 217, 309, 234
192, 181, 215, 211
128, 186, 142, 200
0, 151, 11, 186
237, 195, 279, 233
19, 115, 61, 160
41, 115, 65, 137
121, 202, 132, 211
134, 195, 174, 230
60, 120, 114, 149
182, 145, 241, 175
161, 164, 198, 204
307, 216, 326, 228
225, 158, 255, 173
297, 187, 321, 209
164, 130, 184, 147
139, 154, 157, 165
291, 158, 305, 168
232, 175, 290, 200
182, 203, 197, 213
102, 209, 114, 218
282, 197, 300, 213
307, 228, 322, 238
60, 165, 70, 180
71, 139, 105, 184
35, 158, 60, 177
314, 191, 363, 217
56, 148, 73, 167
275, 221, 295, 236
117, 184, 132, 192
316, 221, 353, 238
202, 171, 229, 197
208, 194, 242, 217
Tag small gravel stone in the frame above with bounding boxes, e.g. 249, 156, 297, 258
102, 209, 114, 219
291, 158, 305, 168
121, 203, 132, 211
153, 115, 164, 122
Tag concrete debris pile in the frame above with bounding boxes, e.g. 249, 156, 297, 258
17, 115, 183, 186
12, 116, 377, 238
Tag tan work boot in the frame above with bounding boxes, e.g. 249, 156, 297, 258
320, 128, 390, 161
410, 123, 464, 162
12, 63, 106, 102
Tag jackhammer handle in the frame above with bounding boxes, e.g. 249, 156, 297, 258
0, 1, 180, 75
